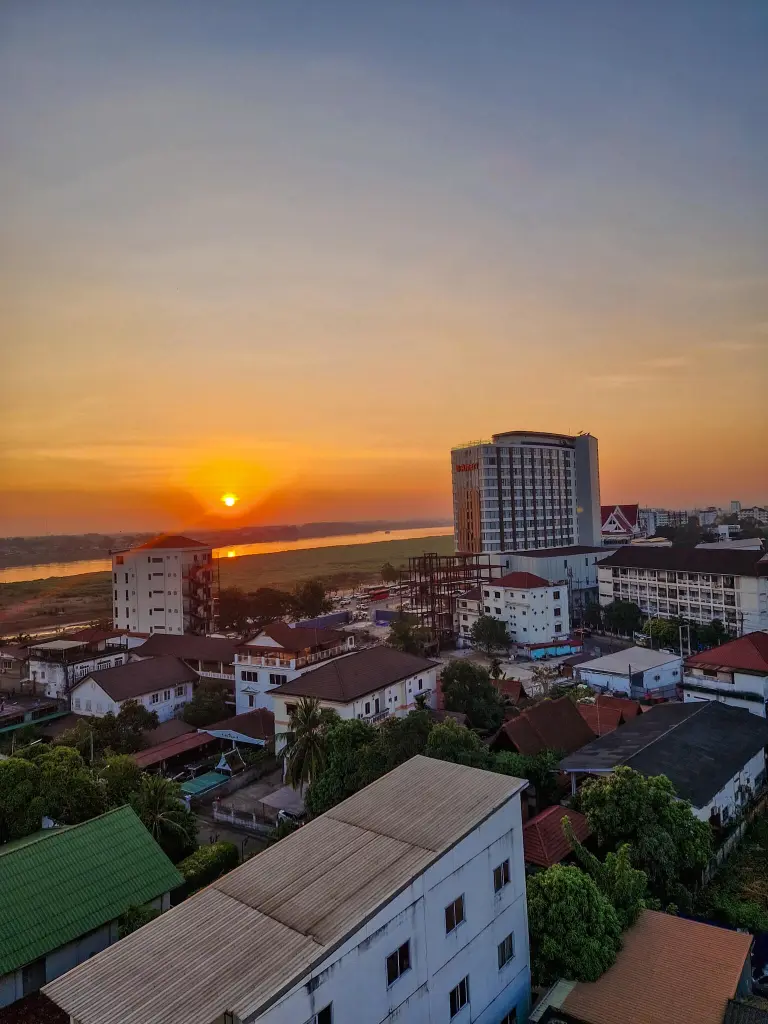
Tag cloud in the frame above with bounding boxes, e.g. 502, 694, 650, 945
587, 374, 650, 388
709, 340, 761, 353
642, 356, 690, 370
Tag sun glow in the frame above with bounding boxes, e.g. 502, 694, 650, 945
221, 493, 238, 507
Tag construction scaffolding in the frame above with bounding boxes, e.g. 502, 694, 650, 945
403, 551, 499, 645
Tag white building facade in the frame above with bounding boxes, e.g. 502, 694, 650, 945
69, 658, 197, 723
112, 535, 216, 636
491, 545, 612, 623
576, 646, 682, 700
451, 430, 601, 556
456, 572, 570, 646
683, 633, 768, 718
27, 639, 129, 700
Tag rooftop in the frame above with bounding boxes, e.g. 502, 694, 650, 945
133, 534, 209, 551
76, 656, 199, 702
0, 807, 182, 977
136, 632, 238, 664
724, 1000, 768, 1024
239, 620, 347, 653
203, 707, 275, 742
523, 805, 590, 868
30, 639, 85, 652
512, 545, 608, 558
131, 730, 217, 768
562, 909, 753, 1024
577, 645, 681, 675
492, 696, 596, 756
599, 545, 768, 577
271, 645, 438, 703
43, 756, 527, 1024
487, 571, 553, 590
686, 631, 768, 675
559, 701, 768, 808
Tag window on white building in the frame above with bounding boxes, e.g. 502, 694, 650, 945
248, 695, 256, 708
555, 624, 562, 633
386, 940, 411, 986
73, 698, 81, 709
175, 685, 185, 697
151, 693, 159, 704
445, 894, 465, 933
493, 859, 511, 892
85, 700, 91, 711
163, 689, 171, 701
269, 673, 287, 686
303, 1006, 332, 1024
450, 976, 469, 1017
498, 932, 515, 969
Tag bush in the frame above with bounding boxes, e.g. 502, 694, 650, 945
118, 904, 162, 938
176, 841, 240, 898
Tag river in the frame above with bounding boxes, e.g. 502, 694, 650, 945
0, 526, 455, 585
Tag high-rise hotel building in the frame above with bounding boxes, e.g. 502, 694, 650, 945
451, 431, 601, 554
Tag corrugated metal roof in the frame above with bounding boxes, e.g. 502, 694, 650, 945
44, 756, 526, 1024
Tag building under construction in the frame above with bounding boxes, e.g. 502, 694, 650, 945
404, 551, 500, 646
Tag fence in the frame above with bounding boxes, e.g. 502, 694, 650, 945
211, 802, 275, 837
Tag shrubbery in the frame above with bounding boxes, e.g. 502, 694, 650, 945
176, 841, 239, 898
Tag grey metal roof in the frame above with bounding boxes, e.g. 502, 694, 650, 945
43, 756, 526, 1024
560, 701, 768, 808
577, 646, 680, 675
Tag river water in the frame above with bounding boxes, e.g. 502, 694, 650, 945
0, 526, 455, 585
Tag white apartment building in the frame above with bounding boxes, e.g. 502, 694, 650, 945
112, 534, 216, 636
69, 656, 198, 723
598, 547, 768, 636
27, 633, 136, 700
491, 545, 613, 622
451, 430, 601, 556
637, 508, 689, 536
683, 632, 768, 718
740, 506, 768, 525
456, 571, 570, 646
271, 646, 439, 747
45, 756, 531, 1024
234, 622, 355, 715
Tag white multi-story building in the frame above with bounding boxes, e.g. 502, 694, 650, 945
451, 430, 601, 555
637, 508, 689, 536
234, 622, 355, 715
69, 656, 198, 723
27, 632, 139, 700
598, 547, 768, 636
111, 534, 216, 636
740, 506, 768, 525
456, 571, 570, 646
45, 756, 531, 1024
491, 545, 613, 622
271, 646, 439, 746
683, 632, 768, 718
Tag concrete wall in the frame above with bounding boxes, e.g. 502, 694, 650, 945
470, 581, 570, 644
256, 793, 530, 1024
574, 433, 601, 548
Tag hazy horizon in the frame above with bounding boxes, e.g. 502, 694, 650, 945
2, 1, 766, 536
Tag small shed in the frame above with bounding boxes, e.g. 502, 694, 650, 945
576, 646, 682, 699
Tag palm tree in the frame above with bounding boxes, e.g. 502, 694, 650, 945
281, 697, 337, 792
130, 775, 197, 861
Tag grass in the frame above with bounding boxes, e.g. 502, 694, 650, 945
696, 814, 768, 932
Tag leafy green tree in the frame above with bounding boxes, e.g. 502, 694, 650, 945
282, 697, 338, 791
37, 746, 106, 825
305, 719, 381, 816
492, 749, 562, 809
577, 767, 712, 906
0, 757, 44, 843
647, 618, 679, 649
218, 586, 253, 632
100, 755, 144, 808
376, 710, 433, 770
424, 718, 491, 769
469, 615, 511, 658
118, 904, 162, 938
248, 587, 295, 628
601, 600, 642, 636
181, 680, 230, 728
583, 602, 603, 629
440, 660, 505, 731
176, 842, 239, 897
489, 658, 505, 681
527, 864, 622, 986
387, 616, 430, 655
114, 700, 159, 748
696, 618, 729, 649
380, 562, 400, 584
292, 579, 333, 619
531, 663, 560, 697
54, 700, 157, 760
130, 775, 197, 862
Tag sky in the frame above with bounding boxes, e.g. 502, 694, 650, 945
1, 0, 766, 536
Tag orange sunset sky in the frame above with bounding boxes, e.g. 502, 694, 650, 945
1, 2, 766, 537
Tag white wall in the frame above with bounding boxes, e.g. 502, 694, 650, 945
70, 678, 193, 722
478, 582, 570, 644
694, 747, 767, 823
683, 668, 768, 717
112, 546, 214, 635
235, 637, 355, 715
580, 658, 681, 698
255, 793, 530, 1024
29, 650, 127, 700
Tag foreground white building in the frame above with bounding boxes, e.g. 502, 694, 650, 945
27, 630, 141, 700
489, 545, 613, 622
45, 756, 531, 1024
112, 534, 216, 636
69, 656, 198, 723
457, 571, 570, 645
684, 631, 768, 717
577, 646, 682, 700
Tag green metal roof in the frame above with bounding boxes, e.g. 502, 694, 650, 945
179, 770, 228, 796
0, 806, 183, 975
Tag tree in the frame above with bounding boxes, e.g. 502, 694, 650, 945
218, 586, 253, 632
527, 865, 622, 986
601, 600, 642, 636
118, 904, 161, 938
697, 618, 728, 649
0, 757, 44, 843
492, 749, 562, 809
181, 680, 230, 728
647, 617, 679, 649
113, 700, 159, 751
387, 616, 430, 655
380, 562, 399, 584
469, 615, 511, 658
376, 710, 433, 770
292, 579, 333, 620
424, 718, 491, 769
305, 719, 381, 816
530, 663, 560, 698
489, 658, 505, 681
440, 660, 505, 732
583, 602, 603, 630
100, 755, 144, 808
577, 767, 712, 906
176, 842, 239, 897
248, 587, 295, 628
36, 746, 106, 825
130, 775, 197, 862
282, 697, 338, 791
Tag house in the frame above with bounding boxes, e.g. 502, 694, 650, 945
684, 631, 768, 718
202, 708, 275, 747
559, 701, 768, 824
234, 621, 354, 715
26, 635, 131, 700
491, 696, 596, 756
271, 646, 439, 747
523, 805, 590, 868
529, 909, 753, 1024
45, 756, 532, 1024
598, 546, 768, 635
600, 503, 642, 546
0, 644, 28, 692
132, 632, 237, 684
576, 694, 643, 737
576, 645, 682, 699
457, 572, 571, 646
493, 677, 531, 708
0, 806, 182, 1009
69, 656, 199, 723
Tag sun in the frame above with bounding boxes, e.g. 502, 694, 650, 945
221, 493, 238, 508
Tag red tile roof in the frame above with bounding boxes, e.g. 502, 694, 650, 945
81, 656, 199, 702
132, 731, 216, 768
239, 621, 347, 654
578, 704, 623, 736
523, 805, 591, 867
134, 534, 208, 550
492, 696, 596, 755
686, 631, 768, 675
596, 694, 643, 718
601, 503, 639, 530
493, 678, 530, 704
563, 909, 753, 1024
488, 571, 552, 589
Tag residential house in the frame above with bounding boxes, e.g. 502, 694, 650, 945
27, 634, 132, 700
0, 645, 28, 692
457, 572, 570, 646
600, 503, 642, 546
576, 645, 682, 699
523, 806, 590, 869
69, 656, 198, 723
490, 696, 596, 756
559, 701, 768, 824
270, 646, 439, 748
132, 632, 237, 684
576, 694, 643, 737
529, 909, 753, 1024
684, 631, 768, 718
0, 806, 182, 1008
598, 546, 768, 635
45, 756, 532, 1024
234, 621, 354, 715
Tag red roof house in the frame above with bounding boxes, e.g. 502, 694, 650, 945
601, 503, 641, 543
523, 805, 591, 867
686, 631, 768, 675
490, 696, 596, 755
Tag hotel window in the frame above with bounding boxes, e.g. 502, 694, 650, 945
500, 1010, 518, 1023
553, 590, 560, 599
493, 859, 511, 892
386, 940, 411, 986
449, 977, 469, 1018
269, 673, 287, 686
498, 932, 515, 968
445, 894, 465, 933
554, 607, 561, 616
